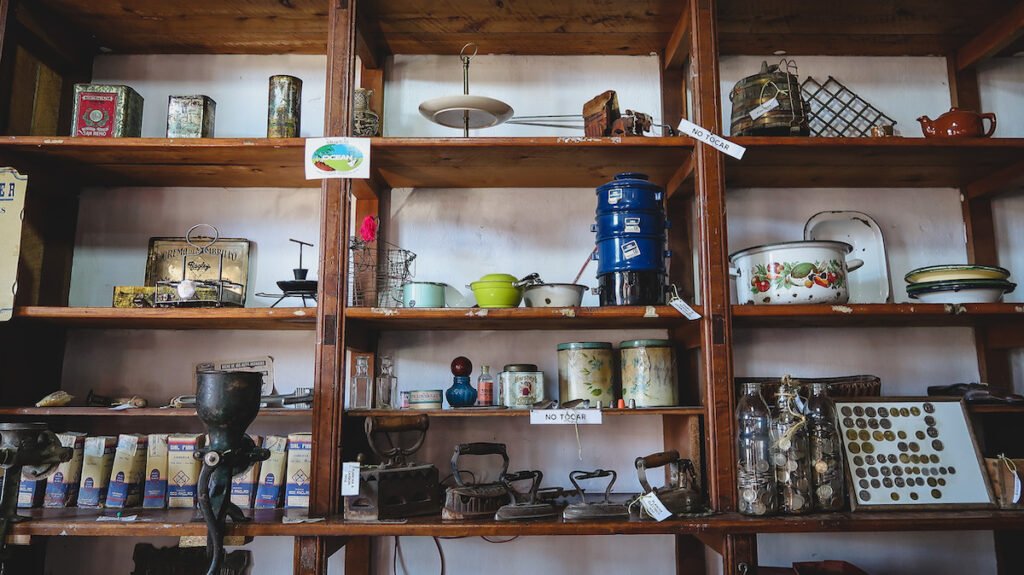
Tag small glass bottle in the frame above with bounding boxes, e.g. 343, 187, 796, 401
349, 355, 372, 409
807, 382, 845, 511
476, 365, 494, 406
375, 356, 397, 409
772, 382, 812, 514
736, 382, 777, 516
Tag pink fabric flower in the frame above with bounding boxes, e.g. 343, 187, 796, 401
359, 215, 378, 242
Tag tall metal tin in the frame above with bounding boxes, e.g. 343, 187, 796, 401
166, 95, 216, 138
267, 75, 302, 138
71, 84, 144, 137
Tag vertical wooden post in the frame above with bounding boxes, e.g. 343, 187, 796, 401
723, 534, 758, 575
0, 0, 18, 135
689, 0, 737, 514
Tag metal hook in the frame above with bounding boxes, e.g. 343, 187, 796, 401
185, 223, 219, 253
459, 42, 479, 63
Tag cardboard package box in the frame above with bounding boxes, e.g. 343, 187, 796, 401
143, 434, 169, 509
254, 436, 288, 509
106, 434, 148, 508
18, 472, 45, 508
285, 433, 312, 509
43, 432, 87, 508
78, 436, 118, 508
167, 434, 203, 508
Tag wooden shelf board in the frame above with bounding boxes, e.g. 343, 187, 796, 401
968, 404, 1024, 415
34, 1, 329, 54
726, 137, 1024, 190
10, 509, 325, 537
0, 137, 314, 188
346, 305, 698, 330
718, 0, 1017, 56
12, 307, 317, 330
714, 510, 1024, 533
0, 407, 310, 418
346, 407, 704, 418
732, 303, 1024, 327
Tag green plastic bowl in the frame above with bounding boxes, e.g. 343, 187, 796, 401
469, 284, 522, 308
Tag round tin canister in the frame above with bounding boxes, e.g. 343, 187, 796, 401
729, 62, 809, 137
620, 339, 677, 407
408, 389, 442, 410
557, 342, 615, 404
499, 364, 545, 409
267, 75, 302, 138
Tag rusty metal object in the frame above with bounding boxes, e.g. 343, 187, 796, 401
635, 450, 706, 518
730, 60, 810, 137
494, 470, 559, 521
442, 442, 510, 520
563, 469, 629, 521
193, 371, 270, 575
583, 90, 621, 137
267, 75, 302, 138
166, 95, 216, 138
344, 415, 442, 521
0, 423, 72, 567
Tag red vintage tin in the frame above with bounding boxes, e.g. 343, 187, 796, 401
72, 84, 144, 137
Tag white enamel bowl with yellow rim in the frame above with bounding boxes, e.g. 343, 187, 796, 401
904, 264, 1010, 284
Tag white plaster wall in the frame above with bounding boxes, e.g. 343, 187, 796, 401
51, 50, 1023, 575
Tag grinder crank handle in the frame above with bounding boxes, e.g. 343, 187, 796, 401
569, 469, 617, 505
451, 442, 509, 487
365, 415, 429, 464
635, 450, 681, 494
500, 470, 543, 504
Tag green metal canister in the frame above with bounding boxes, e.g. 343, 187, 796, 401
267, 75, 302, 138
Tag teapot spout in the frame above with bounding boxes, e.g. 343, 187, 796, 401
916, 115, 935, 136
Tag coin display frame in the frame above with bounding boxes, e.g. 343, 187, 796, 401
835, 397, 994, 511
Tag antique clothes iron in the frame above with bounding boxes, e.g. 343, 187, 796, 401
343, 415, 442, 520
443, 442, 510, 520
562, 469, 629, 521
494, 470, 559, 521
194, 371, 271, 575
635, 450, 706, 519
0, 423, 72, 571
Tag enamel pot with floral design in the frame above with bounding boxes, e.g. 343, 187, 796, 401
729, 240, 863, 305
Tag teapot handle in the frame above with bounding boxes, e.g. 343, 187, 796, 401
981, 113, 997, 137
846, 259, 865, 272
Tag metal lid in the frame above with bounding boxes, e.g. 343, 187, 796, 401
620, 339, 673, 349
557, 342, 613, 351
502, 364, 539, 372
729, 240, 853, 262
403, 281, 447, 287
596, 172, 664, 194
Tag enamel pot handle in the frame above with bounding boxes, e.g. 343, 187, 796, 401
846, 259, 865, 272
729, 266, 740, 277
981, 113, 997, 137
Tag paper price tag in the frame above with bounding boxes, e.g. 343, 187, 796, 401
749, 98, 780, 120
639, 492, 673, 522
305, 137, 371, 180
529, 409, 603, 425
677, 119, 746, 160
341, 462, 361, 496
1014, 473, 1022, 504
669, 296, 701, 320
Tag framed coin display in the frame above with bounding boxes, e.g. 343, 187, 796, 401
836, 398, 994, 511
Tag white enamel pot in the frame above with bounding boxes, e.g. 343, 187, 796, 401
522, 283, 586, 307
729, 241, 864, 305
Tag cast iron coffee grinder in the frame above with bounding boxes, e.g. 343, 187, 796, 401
194, 371, 271, 575
343, 414, 442, 520
442, 442, 510, 520
635, 450, 706, 519
494, 470, 559, 521
562, 469, 629, 521
0, 423, 72, 572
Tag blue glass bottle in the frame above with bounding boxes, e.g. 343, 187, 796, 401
446, 356, 478, 408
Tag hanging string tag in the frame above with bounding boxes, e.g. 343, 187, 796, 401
998, 454, 1021, 504
669, 285, 701, 320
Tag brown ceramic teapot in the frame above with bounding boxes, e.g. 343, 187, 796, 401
917, 107, 996, 138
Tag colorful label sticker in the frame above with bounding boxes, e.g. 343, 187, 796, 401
76, 92, 117, 137
621, 240, 641, 260
304, 137, 371, 179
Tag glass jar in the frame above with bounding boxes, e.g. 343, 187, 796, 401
348, 355, 372, 409
375, 356, 397, 409
476, 365, 494, 406
557, 342, 615, 404
736, 381, 777, 516
807, 382, 845, 511
620, 339, 677, 407
771, 382, 812, 514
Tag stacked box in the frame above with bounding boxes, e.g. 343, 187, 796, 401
106, 434, 148, 508
285, 433, 312, 509
143, 434, 169, 509
78, 436, 117, 508
254, 436, 288, 509
230, 434, 261, 509
43, 432, 87, 508
18, 471, 45, 508
167, 434, 203, 508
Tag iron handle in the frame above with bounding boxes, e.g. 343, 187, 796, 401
367, 414, 429, 433
365, 415, 428, 466
636, 450, 680, 470
569, 468, 617, 505
501, 469, 543, 504
450, 442, 509, 487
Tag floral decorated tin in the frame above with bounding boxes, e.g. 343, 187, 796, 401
620, 339, 677, 407
557, 342, 615, 404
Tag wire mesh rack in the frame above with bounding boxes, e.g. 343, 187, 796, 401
800, 76, 897, 137
348, 238, 416, 307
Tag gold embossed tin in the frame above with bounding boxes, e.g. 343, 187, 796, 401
145, 236, 250, 306
267, 75, 302, 138
72, 84, 144, 137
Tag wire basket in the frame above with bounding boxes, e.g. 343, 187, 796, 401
348, 238, 416, 307
800, 76, 897, 137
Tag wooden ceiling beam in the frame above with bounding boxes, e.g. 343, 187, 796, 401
966, 159, 1024, 199
355, 8, 389, 69
956, 0, 1024, 70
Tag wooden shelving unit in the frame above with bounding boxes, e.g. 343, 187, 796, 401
0, 407, 311, 418
2, 0, 1022, 574
346, 407, 705, 418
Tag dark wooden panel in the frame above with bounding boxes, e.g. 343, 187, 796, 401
13, 306, 317, 330
732, 303, 1024, 328
346, 305, 700, 331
